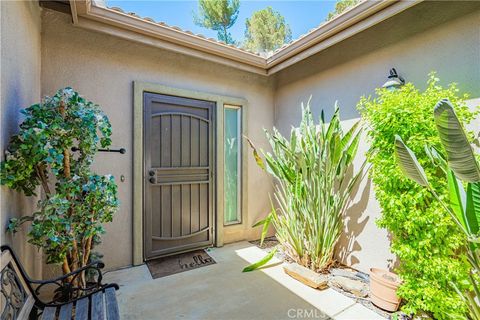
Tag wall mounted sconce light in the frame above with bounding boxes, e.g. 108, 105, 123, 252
382, 68, 405, 90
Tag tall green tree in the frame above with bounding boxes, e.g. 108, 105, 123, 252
194, 0, 239, 45
327, 0, 360, 21
244, 6, 292, 53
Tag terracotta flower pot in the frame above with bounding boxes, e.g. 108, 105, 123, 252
369, 268, 401, 312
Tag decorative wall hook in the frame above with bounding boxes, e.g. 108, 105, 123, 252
71, 147, 126, 154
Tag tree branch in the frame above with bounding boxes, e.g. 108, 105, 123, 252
35, 163, 51, 196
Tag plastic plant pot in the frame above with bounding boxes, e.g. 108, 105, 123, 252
369, 268, 401, 312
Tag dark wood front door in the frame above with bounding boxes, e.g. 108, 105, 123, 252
143, 92, 214, 260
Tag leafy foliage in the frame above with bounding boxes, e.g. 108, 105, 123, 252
1, 88, 119, 283
242, 248, 278, 272
395, 99, 480, 319
194, 0, 240, 44
326, 0, 361, 21
247, 103, 365, 272
358, 73, 478, 318
243, 6, 292, 53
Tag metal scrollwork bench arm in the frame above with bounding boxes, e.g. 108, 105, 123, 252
1, 245, 120, 320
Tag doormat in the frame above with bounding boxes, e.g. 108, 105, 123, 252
146, 249, 216, 279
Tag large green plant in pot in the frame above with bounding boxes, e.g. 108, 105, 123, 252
0, 88, 119, 286
245, 103, 365, 272
358, 73, 478, 318
395, 99, 480, 319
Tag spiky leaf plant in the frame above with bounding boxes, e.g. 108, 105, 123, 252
244, 102, 365, 272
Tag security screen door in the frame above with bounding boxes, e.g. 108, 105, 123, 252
143, 92, 214, 260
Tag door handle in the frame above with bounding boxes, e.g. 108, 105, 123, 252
149, 177, 156, 184
148, 170, 155, 176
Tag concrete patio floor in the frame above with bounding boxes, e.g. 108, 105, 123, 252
104, 242, 384, 320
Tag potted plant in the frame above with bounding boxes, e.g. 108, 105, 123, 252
369, 268, 401, 311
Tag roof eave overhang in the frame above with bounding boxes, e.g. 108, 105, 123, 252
266, 0, 422, 74
68, 0, 423, 77
69, 0, 268, 75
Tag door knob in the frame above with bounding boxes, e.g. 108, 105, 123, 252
149, 177, 156, 184
148, 170, 155, 176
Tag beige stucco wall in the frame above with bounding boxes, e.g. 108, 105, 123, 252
0, 0, 43, 278
41, 10, 275, 272
5, 1, 476, 276
273, 2, 480, 273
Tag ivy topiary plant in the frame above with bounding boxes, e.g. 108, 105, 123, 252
0, 88, 119, 286
358, 73, 478, 318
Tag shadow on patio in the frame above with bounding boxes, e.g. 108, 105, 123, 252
104, 242, 382, 320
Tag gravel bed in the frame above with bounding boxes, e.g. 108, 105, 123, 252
249, 237, 409, 320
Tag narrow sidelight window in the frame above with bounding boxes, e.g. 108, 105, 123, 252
224, 105, 242, 224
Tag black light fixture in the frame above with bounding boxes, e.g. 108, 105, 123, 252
382, 68, 405, 90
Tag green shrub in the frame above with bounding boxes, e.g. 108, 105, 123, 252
1, 88, 119, 285
246, 103, 364, 272
395, 99, 480, 319
358, 73, 478, 318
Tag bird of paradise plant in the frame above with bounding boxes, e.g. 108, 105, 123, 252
395, 99, 480, 319
244, 102, 365, 272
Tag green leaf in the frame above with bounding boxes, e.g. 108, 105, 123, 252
325, 108, 340, 142
425, 146, 447, 174
346, 129, 361, 160
244, 135, 265, 170
242, 248, 277, 272
260, 206, 274, 245
447, 169, 467, 231
340, 120, 360, 150
394, 135, 430, 187
252, 201, 275, 246
290, 127, 297, 152
434, 99, 480, 182
466, 182, 480, 235
252, 217, 268, 228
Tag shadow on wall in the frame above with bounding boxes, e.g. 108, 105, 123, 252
1, 188, 41, 273
1, 79, 42, 279
386, 233, 400, 271
335, 167, 371, 268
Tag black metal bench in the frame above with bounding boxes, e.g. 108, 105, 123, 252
1, 245, 120, 319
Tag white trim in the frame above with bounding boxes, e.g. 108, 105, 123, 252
68, 0, 423, 76
267, 0, 394, 66
267, 0, 422, 74
69, 0, 78, 24
87, 6, 265, 66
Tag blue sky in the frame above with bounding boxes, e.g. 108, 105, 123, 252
106, 1, 337, 43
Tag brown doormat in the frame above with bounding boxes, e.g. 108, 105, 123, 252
146, 249, 216, 279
